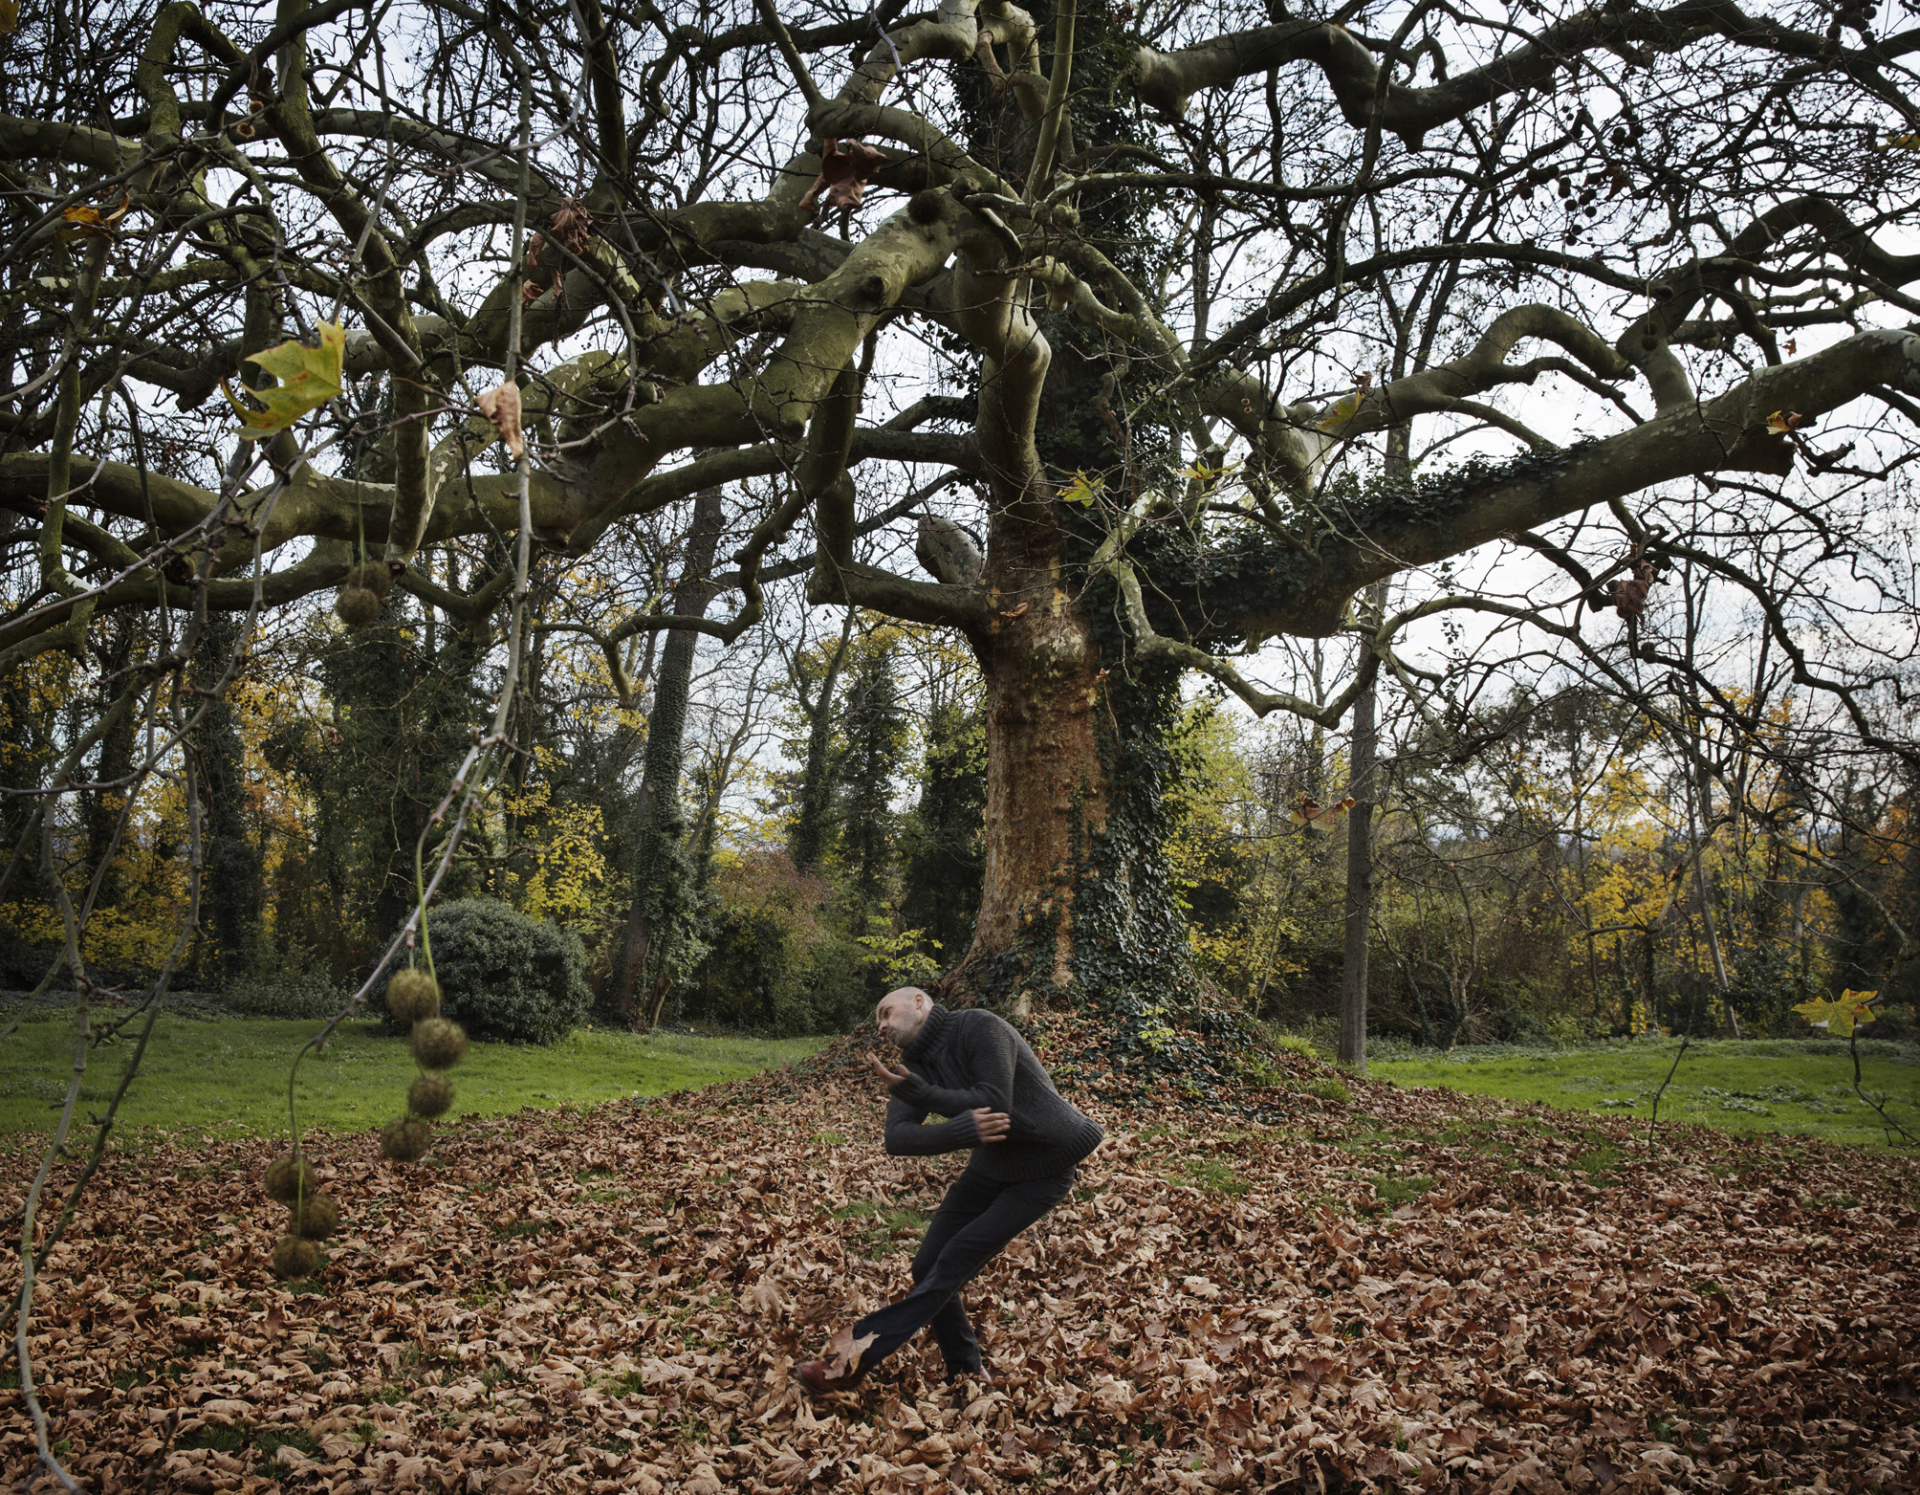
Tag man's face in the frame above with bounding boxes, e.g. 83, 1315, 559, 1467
876, 989, 928, 1048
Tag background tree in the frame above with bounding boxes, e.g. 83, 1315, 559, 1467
898, 650, 989, 972
780, 611, 857, 878
609, 487, 726, 1027
187, 608, 260, 983
829, 626, 910, 908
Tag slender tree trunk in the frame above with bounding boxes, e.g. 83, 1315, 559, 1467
81, 613, 137, 908
1308, 639, 1327, 797
615, 489, 724, 1024
1642, 924, 1658, 1033
1687, 756, 1737, 1034
788, 610, 855, 875
191, 611, 261, 983
614, 779, 654, 1018
1339, 596, 1383, 1074
1570, 724, 1603, 1023
1338, 410, 1415, 1070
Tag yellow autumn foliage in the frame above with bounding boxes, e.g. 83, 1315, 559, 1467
498, 752, 612, 931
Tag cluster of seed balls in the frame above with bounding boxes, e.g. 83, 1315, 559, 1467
261, 969, 468, 1280
380, 967, 467, 1164
263, 1151, 337, 1279
334, 560, 392, 628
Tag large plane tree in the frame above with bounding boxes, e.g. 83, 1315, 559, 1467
5, 0, 1919, 1023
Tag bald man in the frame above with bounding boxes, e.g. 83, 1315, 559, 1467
790, 987, 1104, 1396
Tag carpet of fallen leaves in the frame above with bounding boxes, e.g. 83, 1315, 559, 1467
3, 1039, 1918, 1494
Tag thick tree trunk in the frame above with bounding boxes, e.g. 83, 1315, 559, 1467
945, 576, 1194, 1022
920, 251, 1202, 1023
963, 605, 1106, 1014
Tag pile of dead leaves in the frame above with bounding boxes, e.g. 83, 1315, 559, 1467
3, 1045, 1916, 1492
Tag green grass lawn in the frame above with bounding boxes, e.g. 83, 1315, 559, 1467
1373, 1036, 1920, 1150
0, 1011, 824, 1144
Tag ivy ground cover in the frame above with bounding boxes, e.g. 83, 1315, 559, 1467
2, 1053, 1915, 1492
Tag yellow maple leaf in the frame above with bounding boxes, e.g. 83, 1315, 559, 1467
1764, 410, 1804, 435
1316, 389, 1366, 432
222, 321, 346, 438
58, 196, 129, 242
1179, 458, 1239, 485
1791, 997, 1848, 1034
0, 0, 18, 35
1884, 132, 1920, 150
1060, 469, 1104, 507
1793, 989, 1877, 1037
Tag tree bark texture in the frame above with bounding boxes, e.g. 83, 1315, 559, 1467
967, 603, 1104, 1009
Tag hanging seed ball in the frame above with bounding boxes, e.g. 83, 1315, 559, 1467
270, 1233, 320, 1279
348, 561, 394, 599
264, 1152, 318, 1203
411, 1017, 468, 1071
408, 1074, 454, 1119
380, 1118, 432, 1163
386, 967, 441, 1025
293, 1194, 340, 1240
334, 585, 381, 627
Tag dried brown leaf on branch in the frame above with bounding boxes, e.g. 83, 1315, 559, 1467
1610, 540, 1656, 620
548, 197, 595, 253
799, 138, 887, 214
476, 381, 525, 459
521, 231, 565, 304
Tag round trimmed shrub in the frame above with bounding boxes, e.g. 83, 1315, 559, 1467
421, 897, 591, 1045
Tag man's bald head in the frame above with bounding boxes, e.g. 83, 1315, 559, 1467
876, 987, 932, 1047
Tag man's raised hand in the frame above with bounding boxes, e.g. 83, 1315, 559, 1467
865, 1053, 1007, 1143
866, 1052, 913, 1089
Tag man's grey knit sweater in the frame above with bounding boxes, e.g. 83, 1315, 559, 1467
884, 1004, 1103, 1182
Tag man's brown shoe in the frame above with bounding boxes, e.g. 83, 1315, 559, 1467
947, 1365, 992, 1388
790, 1358, 868, 1397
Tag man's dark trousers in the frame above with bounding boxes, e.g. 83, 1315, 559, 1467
852, 1165, 1077, 1374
